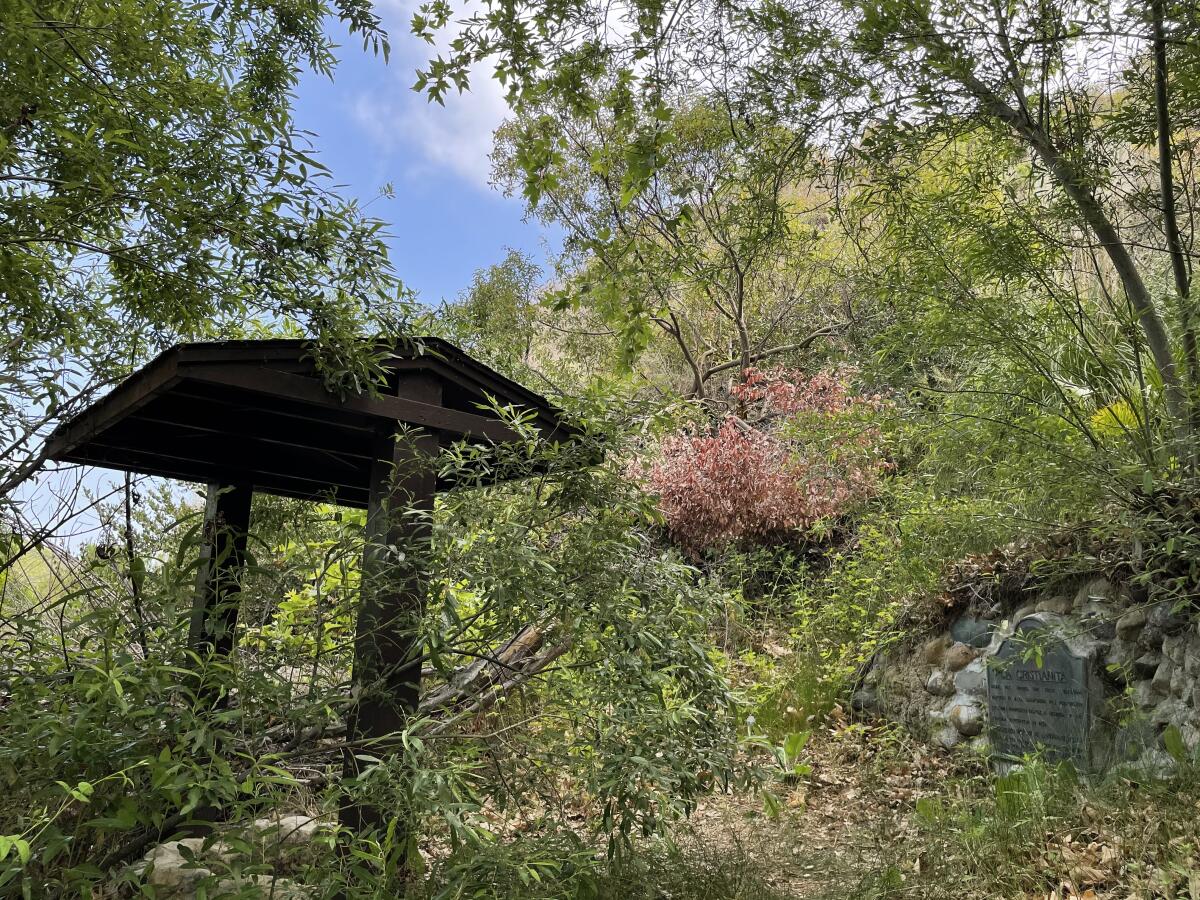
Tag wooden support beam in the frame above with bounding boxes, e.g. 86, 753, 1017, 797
341, 374, 441, 841
183, 482, 253, 836
142, 389, 379, 457
188, 365, 522, 442
83, 437, 367, 491
188, 483, 253, 659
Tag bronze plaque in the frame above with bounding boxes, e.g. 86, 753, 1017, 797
987, 617, 1090, 768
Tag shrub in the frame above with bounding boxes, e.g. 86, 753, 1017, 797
643, 368, 888, 556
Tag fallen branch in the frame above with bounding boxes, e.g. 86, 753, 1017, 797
418, 623, 548, 714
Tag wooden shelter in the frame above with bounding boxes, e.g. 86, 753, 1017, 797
46, 337, 580, 833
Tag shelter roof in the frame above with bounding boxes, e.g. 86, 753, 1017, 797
46, 338, 579, 508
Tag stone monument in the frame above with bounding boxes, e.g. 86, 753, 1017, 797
863, 565, 1200, 779
987, 615, 1093, 769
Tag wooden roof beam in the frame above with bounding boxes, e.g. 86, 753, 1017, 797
186, 366, 524, 443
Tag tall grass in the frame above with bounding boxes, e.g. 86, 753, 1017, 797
842, 757, 1200, 898
422, 829, 792, 900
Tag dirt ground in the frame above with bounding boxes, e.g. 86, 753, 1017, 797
682, 709, 964, 898
682, 711, 1200, 900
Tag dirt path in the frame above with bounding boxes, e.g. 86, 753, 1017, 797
684, 714, 965, 898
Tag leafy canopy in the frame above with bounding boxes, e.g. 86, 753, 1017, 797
1, 0, 409, 498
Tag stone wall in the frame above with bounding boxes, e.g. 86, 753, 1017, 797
855, 569, 1200, 775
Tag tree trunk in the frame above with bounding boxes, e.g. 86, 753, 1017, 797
941, 47, 1191, 445
1152, 0, 1197, 416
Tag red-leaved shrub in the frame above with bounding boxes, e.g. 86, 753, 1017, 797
643, 368, 888, 556
730, 366, 861, 419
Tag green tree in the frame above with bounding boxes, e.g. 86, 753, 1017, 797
414, 0, 1200, 462
806, 0, 1200, 450
440, 248, 543, 374
494, 97, 852, 398
1, 0, 410, 498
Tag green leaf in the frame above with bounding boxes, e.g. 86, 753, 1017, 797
1163, 724, 1188, 763
783, 731, 810, 760
761, 789, 782, 819
128, 556, 147, 592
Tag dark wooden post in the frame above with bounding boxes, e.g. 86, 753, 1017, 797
188, 482, 254, 658
185, 482, 253, 834
341, 374, 441, 837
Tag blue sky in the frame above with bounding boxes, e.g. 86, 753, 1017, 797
292, 4, 558, 307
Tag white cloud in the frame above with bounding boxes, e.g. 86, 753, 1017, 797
349, 0, 513, 192
352, 63, 510, 191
